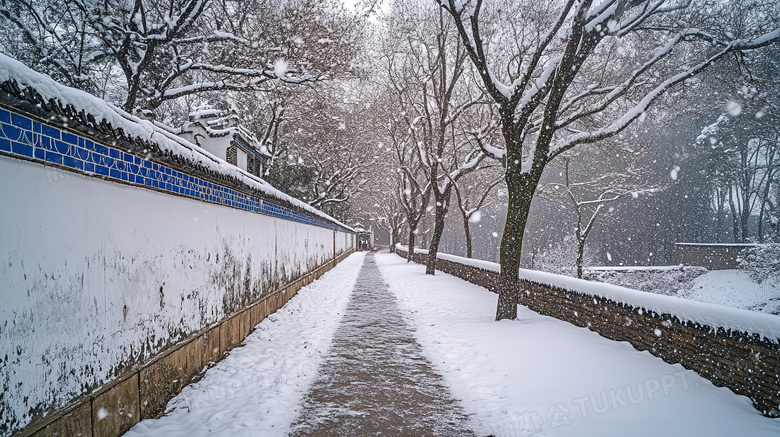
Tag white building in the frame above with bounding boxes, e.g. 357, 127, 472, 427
179, 105, 271, 177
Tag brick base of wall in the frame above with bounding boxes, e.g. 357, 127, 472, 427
396, 248, 780, 418
19, 250, 355, 437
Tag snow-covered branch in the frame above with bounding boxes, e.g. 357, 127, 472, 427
1, 0, 363, 113
549, 27, 780, 160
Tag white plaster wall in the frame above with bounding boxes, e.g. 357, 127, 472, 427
199, 137, 230, 162
237, 148, 248, 172
0, 157, 346, 432
335, 230, 353, 255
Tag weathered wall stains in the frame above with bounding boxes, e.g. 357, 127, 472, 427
0, 156, 352, 435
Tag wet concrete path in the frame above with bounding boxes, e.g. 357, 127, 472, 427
289, 252, 474, 436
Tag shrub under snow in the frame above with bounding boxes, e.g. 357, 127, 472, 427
583, 266, 708, 296
740, 244, 780, 284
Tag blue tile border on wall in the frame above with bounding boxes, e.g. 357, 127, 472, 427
0, 105, 346, 232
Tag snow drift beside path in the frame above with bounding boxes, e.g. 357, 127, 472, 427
396, 245, 780, 342
125, 252, 365, 437
376, 253, 780, 437
0, 53, 351, 231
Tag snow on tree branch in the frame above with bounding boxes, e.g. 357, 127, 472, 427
550, 27, 780, 161
0, 0, 364, 113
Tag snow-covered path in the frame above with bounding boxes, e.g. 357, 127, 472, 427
375, 252, 780, 437
125, 252, 366, 437
289, 252, 472, 436
126, 250, 780, 437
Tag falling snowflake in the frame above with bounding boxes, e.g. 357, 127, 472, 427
726, 101, 742, 116
274, 58, 289, 77
670, 166, 680, 181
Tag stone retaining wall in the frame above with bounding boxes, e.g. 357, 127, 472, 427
21, 250, 352, 437
397, 248, 780, 417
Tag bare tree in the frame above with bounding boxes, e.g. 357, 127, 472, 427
0, 0, 110, 94
378, 11, 433, 261
702, 123, 779, 243
436, 0, 780, 320
382, 1, 494, 273
449, 170, 503, 258
1, 0, 363, 112
259, 85, 379, 218
538, 141, 665, 278
696, 50, 780, 243
389, 113, 433, 261
371, 184, 408, 253
358, 112, 411, 253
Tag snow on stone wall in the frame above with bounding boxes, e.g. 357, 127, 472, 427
398, 245, 780, 342
396, 245, 780, 416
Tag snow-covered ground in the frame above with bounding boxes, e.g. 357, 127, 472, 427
125, 252, 366, 437
681, 270, 780, 315
587, 266, 780, 315
376, 253, 780, 437
125, 251, 779, 436
583, 265, 708, 297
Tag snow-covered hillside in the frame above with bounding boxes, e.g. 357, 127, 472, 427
681, 270, 780, 315
586, 267, 780, 315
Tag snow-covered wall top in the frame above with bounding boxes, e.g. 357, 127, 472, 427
0, 53, 351, 233
675, 243, 757, 247
396, 245, 780, 343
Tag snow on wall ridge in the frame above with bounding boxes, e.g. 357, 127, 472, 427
675, 242, 757, 247
394, 245, 780, 343
0, 53, 352, 233
585, 265, 707, 272
0, 103, 345, 233
395, 245, 500, 273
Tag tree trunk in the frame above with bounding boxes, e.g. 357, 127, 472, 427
464, 217, 473, 258
576, 237, 586, 279
407, 229, 417, 262
390, 227, 397, 253
715, 189, 726, 240
757, 168, 776, 242
740, 207, 750, 243
426, 204, 448, 275
729, 190, 741, 242
496, 178, 535, 320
